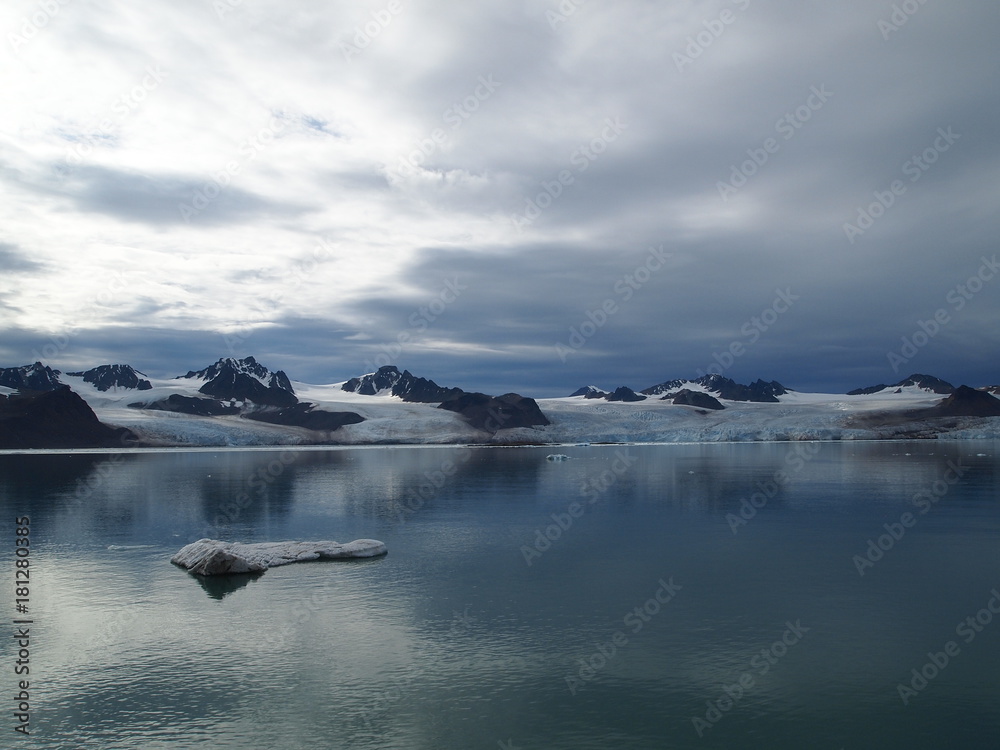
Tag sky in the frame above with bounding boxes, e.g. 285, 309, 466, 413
1, 0, 998, 398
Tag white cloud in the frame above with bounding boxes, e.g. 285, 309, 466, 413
0, 0, 997, 394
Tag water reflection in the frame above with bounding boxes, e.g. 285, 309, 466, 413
191, 570, 264, 600
1, 443, 998, 749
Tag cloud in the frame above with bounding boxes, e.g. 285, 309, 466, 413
0, 0, 996, 396
35, 164, 313, 227
0, 243, 44, 274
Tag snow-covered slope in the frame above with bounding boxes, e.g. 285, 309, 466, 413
526, 389, 949, 444
76, 380, 999, 447
7, 361, 1000, 447
53, 374, 480, 447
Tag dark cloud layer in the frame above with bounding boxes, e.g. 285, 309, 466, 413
1, 0, 997, 396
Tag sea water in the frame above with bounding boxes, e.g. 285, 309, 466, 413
1, 441, 998, 749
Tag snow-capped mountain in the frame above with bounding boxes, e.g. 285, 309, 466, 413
847, 374, 955, 396
341, 365, 464, 403
568, 385, 608, 398
182, 356, 293, 391
67, 364, 152, 392
640, 374, 788, 403
0, 362, 63, 392
638, 378, 689, 396
180, 356, 297, 407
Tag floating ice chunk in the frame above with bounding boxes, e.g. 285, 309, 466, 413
171, 538, 387, 576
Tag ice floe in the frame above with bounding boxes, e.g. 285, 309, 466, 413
171, 538, 387, 576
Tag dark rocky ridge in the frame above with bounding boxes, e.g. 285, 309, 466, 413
569, 385, 608, 398
0, 362, 63, 392
915, 386, 1000, 418
133, 395, 241, 417
847, 373, 955, 396
68, 364, 152, 391
843, 385, 1000, 434
243, 404, 365, 431
131, 396, 365, 432
0, 386, 136, 449
669, 389, 726, 410
199, 374, 298, 407
438, 392, 550, 433
569, 385, 649, 402
642, 375, 788, 403
606, 386, 647, 402
640, 378, 688, 396
342, 365, 464, 403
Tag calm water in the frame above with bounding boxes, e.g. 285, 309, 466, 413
1, 442, 998, 749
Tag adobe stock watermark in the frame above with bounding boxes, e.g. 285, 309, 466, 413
387, 75, 501, 180
878, 0, 930, 41
363, 276, 467, 371
387, 446, 475, 525
717, 85, 832, 201
213, 0, 244, 21
565, 576, 681, 695
8, 0, 73, 54
222, 236, 339, 354
340, 0, 405, 64
521, 449, 638, 566
726, 442, 822, 534
31, 271, 132, 365
64, 65, 169, 167
896, 587, 1000, 706
852, 458, 968, 576
696, 288, 799, 378
178, 114, 287, 222
843, 126, 960, 244
200, 450, 301, 539
886, 254, 998, 373
545, 0, 589, 30
253, 585, 337, 656
509, 117, 627, 233
554, 245, 671, 363
673, 0, 752, 72
357, 667, 421, 728
61, 433, 141, 511
691, 619, 810, 737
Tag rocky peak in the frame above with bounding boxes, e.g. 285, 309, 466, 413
182, 356, 293, 393
0, 362, 63, 392
67, 364, 152, 391
848, 373, 955, 396
342, 365, 464, 403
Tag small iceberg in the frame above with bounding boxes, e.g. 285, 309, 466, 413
546, 454, 571, 461
171, 538, 387, 576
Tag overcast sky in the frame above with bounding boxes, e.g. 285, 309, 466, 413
1, 0, 997, 397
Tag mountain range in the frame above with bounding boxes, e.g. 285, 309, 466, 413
572, 374, 789, 404
0, 358, 998, 448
